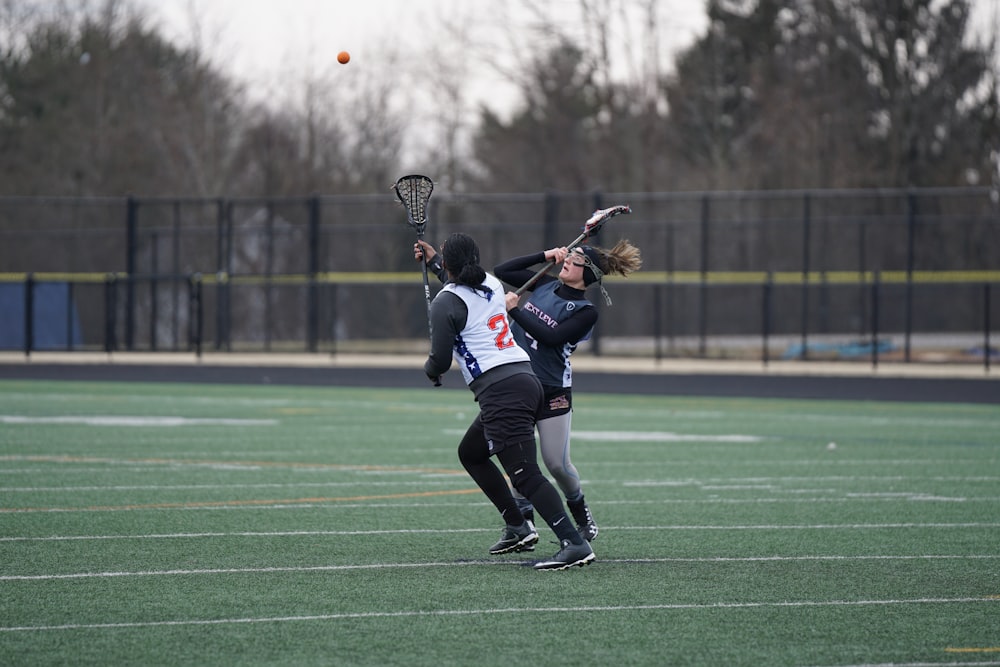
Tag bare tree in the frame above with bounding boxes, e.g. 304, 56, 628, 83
0, 0, 249, 196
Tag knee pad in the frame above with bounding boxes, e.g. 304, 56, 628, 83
507, 460, 544, 498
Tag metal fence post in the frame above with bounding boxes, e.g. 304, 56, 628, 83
172, 201, 182, 350
666, 221, 675, 356
215, 200, 232, 352
65, 281, 75, 351
870, 271, 880, 369
125, 196, 137, 350
150, 231, 158, 351
762, 272, 773, 366
800, 192, 811, 361
105, 273, 118, 353
905, 192, 916, 362
654, 283, 662, 361
985, 283, 992, 374
189, 274, 203, 358
215, 199, 226, 275
307, 195, 320, 353
23, 273, 34, 357
857, 220, 868, 338
698, 194, 709, 357
264, 202, 274, 352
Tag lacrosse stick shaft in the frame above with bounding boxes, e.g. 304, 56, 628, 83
416, 232, 440, 387
419, 253, 440, 386
513, 229, 591, 296
513, 205, 630, 296
418, 233, 434, 336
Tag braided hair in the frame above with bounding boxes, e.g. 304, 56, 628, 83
441, 232, 489, 293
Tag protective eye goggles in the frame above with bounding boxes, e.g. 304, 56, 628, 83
569, 250, 612, 305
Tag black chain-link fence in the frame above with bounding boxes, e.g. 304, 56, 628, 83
1, 188, 997, 365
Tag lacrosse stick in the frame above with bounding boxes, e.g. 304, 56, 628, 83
393, 174, 440, 386
515, 204, 631, 296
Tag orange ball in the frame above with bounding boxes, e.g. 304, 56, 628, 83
337, 51, 350, 64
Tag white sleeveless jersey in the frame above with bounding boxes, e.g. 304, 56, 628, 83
442, 273, 529, 385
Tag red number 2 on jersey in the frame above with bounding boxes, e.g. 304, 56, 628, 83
487, 313, 516, 350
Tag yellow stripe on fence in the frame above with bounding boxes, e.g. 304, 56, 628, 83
624, 270, 1000, 285
0, 272, 120, 283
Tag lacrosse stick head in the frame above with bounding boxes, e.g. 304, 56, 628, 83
562, 204, 632, 252
583, 204, 631, 238
393, 174, 434, 235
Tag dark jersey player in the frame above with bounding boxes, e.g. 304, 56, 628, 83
493, 240, 642, 542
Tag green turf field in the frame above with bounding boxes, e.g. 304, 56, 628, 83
0, 379, 998, 666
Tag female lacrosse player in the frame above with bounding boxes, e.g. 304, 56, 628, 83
419, 232, 595, 570
492, 239, 642, 542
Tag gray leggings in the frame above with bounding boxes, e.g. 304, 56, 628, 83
513, 411, 582, 504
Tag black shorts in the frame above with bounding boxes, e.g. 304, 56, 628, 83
540, 386, 573, 419
477, 372, 543, 454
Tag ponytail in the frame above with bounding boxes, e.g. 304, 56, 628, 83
442, 233, 488, 291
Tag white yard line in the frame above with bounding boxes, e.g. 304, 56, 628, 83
0, 596, 995, 633
1, 481, 469, 492
3, 553, 1000, 579
594, 459, 1000, 467
0, 415, 277, 426
806, 661, 1000, 667
442, 428, 763, 442
3, 496, 1000, 513
2, 523, 998, 543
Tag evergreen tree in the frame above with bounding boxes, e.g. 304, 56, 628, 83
663, 0, 998, 189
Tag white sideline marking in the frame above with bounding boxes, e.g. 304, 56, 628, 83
2, 523, 997, 543
615, 522, 1000, 530
5, 496, 1000, 513
807, 663, 1000, 667
0, 415, 276, 427
2, 554, 998, 580
573, 431, 763, 443
0, 529, 490, 542
2, 481, 467, 492
626, 476, 1000, 483
441, 429, 763, 442
0, 597, 995, 633
612, 497, 1000, 504
811, 663, 1000, 667
617, 555, 1000, 563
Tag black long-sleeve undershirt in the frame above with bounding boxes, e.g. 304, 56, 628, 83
424, 291, 465, 380
494, 253, 598, 348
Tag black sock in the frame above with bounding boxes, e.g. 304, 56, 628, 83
496, 442, 583, 545
501, 509, 526, 528
527, 484, 583, 545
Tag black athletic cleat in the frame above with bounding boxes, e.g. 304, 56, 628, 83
489, 521, 539, 555
567, 498, 599, 542
533, 539, 595, 570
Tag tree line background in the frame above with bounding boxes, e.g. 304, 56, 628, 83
1, 0, 997, 199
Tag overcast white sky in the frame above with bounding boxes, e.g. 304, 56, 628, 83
138, 0, 711, 113
139, 0, 998, 114
134, 0, 997, 170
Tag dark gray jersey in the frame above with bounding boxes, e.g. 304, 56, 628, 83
511, 281, 593, 388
